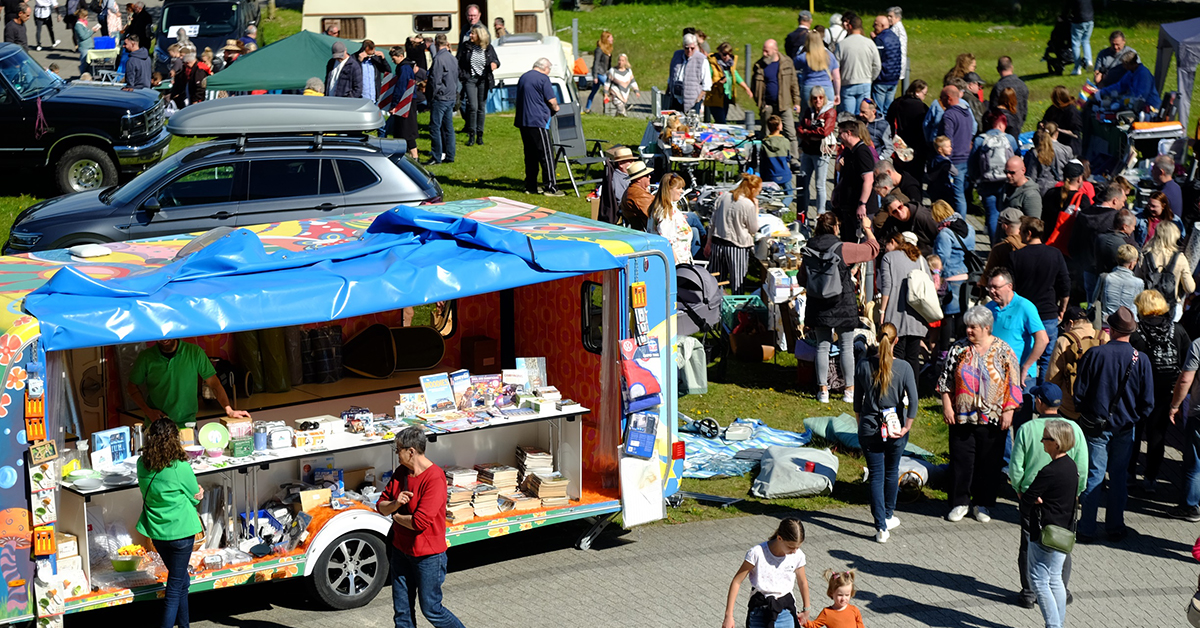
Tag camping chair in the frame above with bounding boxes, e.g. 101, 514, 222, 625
550, 101, 608, 197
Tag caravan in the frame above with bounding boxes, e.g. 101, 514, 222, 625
301, 0, 555, 49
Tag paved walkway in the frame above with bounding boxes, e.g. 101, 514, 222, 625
69, 488, 1200, 628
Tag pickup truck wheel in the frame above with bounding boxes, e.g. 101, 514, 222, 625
305, 531, 388, 610
56, 145, 117, 194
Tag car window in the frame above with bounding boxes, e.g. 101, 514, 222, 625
161, 3, 238, 38
319, 159, 339, 196
247, 159, 320, 200
0, 47, 63, 99
157, 164, 238, 208
335, 160, 379, 193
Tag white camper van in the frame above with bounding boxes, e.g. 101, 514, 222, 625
487, 33, 575, 112
301, 0, 554, 49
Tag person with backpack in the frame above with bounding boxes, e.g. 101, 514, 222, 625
1128, 290, 1189, 494
1048, 306, 1109, 423
800, 212, 880, 404
931, 199, 979, 358
1135, 221, 1193, 321
968, 111, 1018, 244
879, 232, 932, 376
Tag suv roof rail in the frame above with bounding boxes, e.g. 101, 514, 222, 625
167, 95, 384, 139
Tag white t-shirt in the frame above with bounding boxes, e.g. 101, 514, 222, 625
744, 541, 806, 597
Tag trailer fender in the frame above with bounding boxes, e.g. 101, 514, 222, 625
301, 509, 391, 577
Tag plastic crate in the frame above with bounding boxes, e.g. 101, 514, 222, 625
720, 295, 768, 330
239, 509, 285, 540
93, 36, 117, 50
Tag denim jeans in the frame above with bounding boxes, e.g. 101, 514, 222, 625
977, 181, 1005, 245
1079, 424, 1135, 536
1070, 21, 1094, 72
1183, 417, 1200, 507
746, 606, 795, 628
153, 537, 195, 628
390, 547, 465, 628
950, 162, 968, 217
429, 100, 456, 162
812, 326, 854, 390
871, 82, 896, 117
798, 153, 830, 217
586, 74, 606, 110
864, 431, 908, 530
1019, 529, 1072, 603
1038, 318, 1060, 385
1029, 540, 1068, 628
839, 83, 871, 114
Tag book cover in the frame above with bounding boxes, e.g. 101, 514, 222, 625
449, 369, 472, 410
461, 374, 502, 408
515, 357, 547, 392
419, 373, 456, 413
623, 412, 658, 459
395, 393, 427, 417
619, 337, 662, 410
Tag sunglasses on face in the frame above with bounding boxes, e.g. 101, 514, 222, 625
1004, 170, 1018, 175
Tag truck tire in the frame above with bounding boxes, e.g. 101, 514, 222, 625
55, 145, 117, 194
305, 531, 388, 610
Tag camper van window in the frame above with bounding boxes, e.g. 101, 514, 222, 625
513, 14, 537, 34
321, 17, 365, 40
413, 14, 452, 33
581, 282, 603, 354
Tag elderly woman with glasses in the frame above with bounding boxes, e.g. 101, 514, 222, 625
1021, 419, 1080, 628
936, 305, 1024, 524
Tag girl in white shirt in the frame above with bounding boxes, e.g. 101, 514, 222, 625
722, 518, 813, 628
647, 173, 692, 265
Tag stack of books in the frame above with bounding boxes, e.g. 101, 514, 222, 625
499, 491, 542, 512
515, 445, 554, 482
471, 483, 501, 517
523, 472, 570, 507
474, 463, 519, 492
446, 485, 475, 523
444, 466, 478, 488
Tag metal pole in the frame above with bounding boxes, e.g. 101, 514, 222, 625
572, 18, 579, 60
744, 110, 755, 135
652, 86, 661, 117
744, 44, 752, 84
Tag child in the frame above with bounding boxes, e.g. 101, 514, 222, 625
166, 43, 183, 79
804, 569, 865, 628
723, 519, 812, 628
926, 135, 958, 209
47, 63, 61, 77
760, 115, 795, 209
926, 254, 944, 293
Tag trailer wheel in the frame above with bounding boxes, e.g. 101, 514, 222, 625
305, 531, 389, 610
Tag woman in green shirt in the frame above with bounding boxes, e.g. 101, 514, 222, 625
137, 419, 203, 628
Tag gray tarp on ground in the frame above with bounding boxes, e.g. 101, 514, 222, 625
750, 446, 839, 499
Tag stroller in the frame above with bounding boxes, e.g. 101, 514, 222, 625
676, 263, 729, 380
1044, 17, 1074, 75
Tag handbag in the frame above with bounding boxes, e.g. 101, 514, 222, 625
1038, 498, 1078, 554
906, 257, 944, 323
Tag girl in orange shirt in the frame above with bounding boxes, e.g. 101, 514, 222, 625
805, 569, 866, 628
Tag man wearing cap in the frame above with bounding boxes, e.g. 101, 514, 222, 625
1074, 306, 1154, 542
989, 56, 1029, 130
1009, 381, 1086, 608
326, 40, 363, 99
980, 208, 1025, 284
784, 10, 811, 61
427, 34, 458, 165
1000, 156, 1042, 221
515, 57, 560, 196
618, 162, 653, 231
598, 146, 637, 224
170, 49, 209, 109
878, 191, 936, 255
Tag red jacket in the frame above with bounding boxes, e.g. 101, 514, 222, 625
379, 463, 448, 557
797, 104, 836, 156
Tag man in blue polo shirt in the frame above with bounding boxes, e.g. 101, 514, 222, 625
515, 58, 562, 197
984, 266, 1049, 435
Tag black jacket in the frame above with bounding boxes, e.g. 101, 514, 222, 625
1068, 203, 1115, 270
803, 233, 859, 330
170, 62, 209, 108
878, 203, 939, 256
126, 8, 152, 47
1130, 314, 1189, 380
456, 42, 500, 89
124, 47, 152, 89
325, 57, 363, 98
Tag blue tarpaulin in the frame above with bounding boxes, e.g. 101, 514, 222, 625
24, 205, 623, 351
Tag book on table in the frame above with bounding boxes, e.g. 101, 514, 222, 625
443, 466, 478, 488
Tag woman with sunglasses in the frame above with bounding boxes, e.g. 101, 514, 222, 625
1020, 419, 1081, 628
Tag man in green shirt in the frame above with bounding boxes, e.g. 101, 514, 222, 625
127, 339, 250, 426
1009, 382, 1087, 609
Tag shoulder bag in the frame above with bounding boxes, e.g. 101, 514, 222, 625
1039, 496, 1078, 554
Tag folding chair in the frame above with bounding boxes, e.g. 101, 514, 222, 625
550, 101, 609, 197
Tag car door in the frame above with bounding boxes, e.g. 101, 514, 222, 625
0, 80, 33, 169
237, 158, 344, 227
125, 162, 245, 241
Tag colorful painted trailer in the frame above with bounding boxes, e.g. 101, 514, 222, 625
0, 197, 683, 625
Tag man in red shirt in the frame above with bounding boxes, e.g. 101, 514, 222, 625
377, 428, 465, 628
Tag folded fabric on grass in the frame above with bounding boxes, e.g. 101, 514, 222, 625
750, 446, 839, 498
680, 417, 813, 479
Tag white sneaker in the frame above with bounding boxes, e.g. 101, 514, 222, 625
817, 390, 830, 404
52, 39, 61, 48
35, 46, 43, 51
973, 506, 991, 523
885, 516, 901, 530
947, 505, 969, 522
842, 389, 854, 403
876, 529, 889, 543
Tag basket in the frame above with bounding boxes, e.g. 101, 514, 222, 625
719, 295, 768, 330
110, 555, 142, 572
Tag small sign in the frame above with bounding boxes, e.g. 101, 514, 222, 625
29, 440, 57, 465
165, 24, 199, 38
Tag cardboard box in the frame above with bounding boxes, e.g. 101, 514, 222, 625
178, 428, 195, 447
55, 532, 78, 559
461, 336, 499, 374
313, 468, 344, 497
297, 488, 331, 513
57, 554, 83, 573
299, 454, 335, 484
589, 197, 600, 221
344, 467, 375, 492
220, 417, 253, 439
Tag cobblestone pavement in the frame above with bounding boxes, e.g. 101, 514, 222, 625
69, 484, 1200, 628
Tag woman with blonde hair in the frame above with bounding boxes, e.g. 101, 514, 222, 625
457, 23, 500, 146
796, 30, 841, 112
1040, 85, 1082, 155
931, 199, 977, 353
649, 173, 692, 264
585, 30, 613, 113
855, 322, 918, 543
707, 174, 761, 293
607, 53, 640, 117
1129, 289, 1189, 493
1135, 218, 1193, 316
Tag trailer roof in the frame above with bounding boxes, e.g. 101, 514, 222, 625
2, 198, 665, 349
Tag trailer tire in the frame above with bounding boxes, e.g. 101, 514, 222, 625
305, 531, 389, 610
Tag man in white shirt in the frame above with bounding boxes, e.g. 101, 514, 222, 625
887, 6, 907, 83
835, 12, 881, 115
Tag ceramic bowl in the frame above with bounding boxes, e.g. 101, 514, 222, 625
206, 448, 224, 459
184, 446, 205, 460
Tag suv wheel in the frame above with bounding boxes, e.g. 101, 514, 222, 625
56, 145, 117, 194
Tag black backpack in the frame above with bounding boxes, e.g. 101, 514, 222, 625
1145, 251, 1182, 311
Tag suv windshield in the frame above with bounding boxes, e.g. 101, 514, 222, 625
0, 47, 63, 99
107, 150, 187, 205
161, 3, 238, 38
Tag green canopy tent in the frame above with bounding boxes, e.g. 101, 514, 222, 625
206, 30, 391, 92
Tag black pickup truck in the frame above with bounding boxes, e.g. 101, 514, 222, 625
0, 42, 170, 195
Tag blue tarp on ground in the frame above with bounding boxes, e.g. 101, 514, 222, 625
681, 418, 814, 479
25, 205, 623, 351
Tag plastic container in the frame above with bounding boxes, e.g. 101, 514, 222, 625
239, 510, 284, 541
111, 556, 142, 572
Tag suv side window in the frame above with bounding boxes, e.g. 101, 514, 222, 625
319, 159, 339, 196
248, 159, 321, 200
335, 159, 379, 193
157, 164, 240, 208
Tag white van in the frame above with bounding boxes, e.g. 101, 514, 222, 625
487, 33, 575, 112
301, 0, 554, 49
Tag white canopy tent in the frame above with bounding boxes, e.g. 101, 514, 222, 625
1155, 17, 1200, 130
